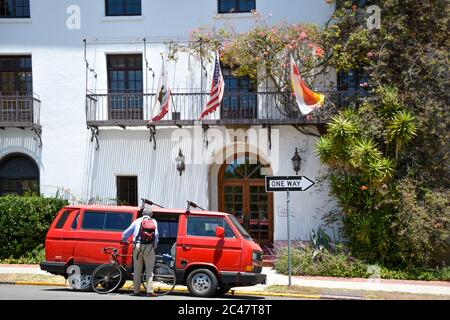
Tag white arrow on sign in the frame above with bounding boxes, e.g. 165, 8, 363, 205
293, 177, 314, 191
265, 176, 315, 192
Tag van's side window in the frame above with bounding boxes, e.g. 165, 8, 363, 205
104, 212, 133, 231
82, 212, 105, 230
158, 221, 178, 238
55, 210, 71, 229
187, 217, 236, 238
71, 212, 80, 230
81, 211, 132, 231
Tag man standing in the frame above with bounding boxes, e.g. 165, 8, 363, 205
121, 206, 159, 297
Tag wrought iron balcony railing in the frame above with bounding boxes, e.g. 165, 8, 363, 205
86, 89, 367, 127
0, 93, 41, 128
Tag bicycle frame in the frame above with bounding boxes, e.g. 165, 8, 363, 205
93, 247, 176, 295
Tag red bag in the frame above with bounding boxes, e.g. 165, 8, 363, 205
138, 217, 156, 244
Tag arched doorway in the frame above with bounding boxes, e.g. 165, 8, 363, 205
0, 154, 39, 196
218, 154, 273, 247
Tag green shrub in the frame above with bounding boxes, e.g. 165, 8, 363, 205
274, 243, 450, 281
0, 244, 46, 264
391, 180, 450, 267
0, 195, 68, 260
379, 266, 450, 281
274, 245, 369, 278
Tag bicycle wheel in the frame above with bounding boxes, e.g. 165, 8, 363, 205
152, 263, 176, 296
91, 263, 123, 294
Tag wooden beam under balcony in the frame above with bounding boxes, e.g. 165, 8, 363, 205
0, 122, 41, 130
86, 117, 327, 128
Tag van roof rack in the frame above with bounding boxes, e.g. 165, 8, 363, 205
186, 200, 205, 212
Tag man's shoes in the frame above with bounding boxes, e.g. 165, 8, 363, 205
146, 292, 157, 297
131, 293, 141, 297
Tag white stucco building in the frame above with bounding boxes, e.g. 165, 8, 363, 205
0, 0, 344, 249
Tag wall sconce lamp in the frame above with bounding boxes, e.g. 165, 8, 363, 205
291, 147, 302, 175
175, 149, 185, 176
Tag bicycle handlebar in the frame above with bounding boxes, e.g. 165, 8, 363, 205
103, 247, 119, 255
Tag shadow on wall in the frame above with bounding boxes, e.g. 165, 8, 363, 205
81, 128, 209, 209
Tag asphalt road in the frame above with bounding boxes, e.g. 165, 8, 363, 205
0, 285, 307, 300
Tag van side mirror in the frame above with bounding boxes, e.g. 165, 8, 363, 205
215, 226, 225, 238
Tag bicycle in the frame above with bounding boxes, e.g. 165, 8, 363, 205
90, 246, 176, 296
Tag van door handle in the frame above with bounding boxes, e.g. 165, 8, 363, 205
182, 245, 192, 250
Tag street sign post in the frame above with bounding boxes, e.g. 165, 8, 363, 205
265, 176, 315, 286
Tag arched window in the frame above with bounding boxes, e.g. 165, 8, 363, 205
0, 154, 39, 196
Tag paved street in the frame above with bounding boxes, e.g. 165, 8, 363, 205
0, 285, 308, 300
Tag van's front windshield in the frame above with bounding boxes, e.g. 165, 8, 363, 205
228, 214, 253, 241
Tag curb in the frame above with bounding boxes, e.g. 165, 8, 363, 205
2, 281, 67, 287
0, 281, 320, 299
141, 285, 321, 299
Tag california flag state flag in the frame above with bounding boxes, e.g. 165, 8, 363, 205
151, 58, 171, 121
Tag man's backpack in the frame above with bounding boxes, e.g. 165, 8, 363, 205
138, 217, 156, 244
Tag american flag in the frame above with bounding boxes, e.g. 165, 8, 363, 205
199, 52, 225, 119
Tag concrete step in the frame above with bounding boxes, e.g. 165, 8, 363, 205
263, 259, 274, 267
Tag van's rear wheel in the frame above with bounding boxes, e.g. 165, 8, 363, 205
68, 275, 92, 291
67, 265, 92, 292
186, 269, 218, 297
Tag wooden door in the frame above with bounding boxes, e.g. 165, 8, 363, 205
218, 155, 273, 247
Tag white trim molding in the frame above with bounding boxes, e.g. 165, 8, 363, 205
102, 16, 145, 22
0, 18, 32, 24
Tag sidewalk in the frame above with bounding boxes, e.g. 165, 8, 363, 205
0, 264, 449, 297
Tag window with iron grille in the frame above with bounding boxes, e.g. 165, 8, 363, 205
0, 56, 32, 95
105, 0, 141, 16
107, 54, 143, 119
337, 69, 369, 108
0, 154, 39, 196
337, 69, 369, 93
218, 0, 255, 14
116, 176, 138, 206
221, 68, 257, 119
0, 0, 30, 18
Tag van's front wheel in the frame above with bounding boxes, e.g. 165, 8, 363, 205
215, 284, 232, 296
186, 269, 218, 297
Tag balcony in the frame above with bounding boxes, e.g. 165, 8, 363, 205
0, 93, 41, 129
85, 90, 365, 128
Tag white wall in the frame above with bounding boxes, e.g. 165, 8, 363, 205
81, 125, 336, 240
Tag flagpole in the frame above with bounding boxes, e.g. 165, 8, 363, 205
200, 40, 204, 110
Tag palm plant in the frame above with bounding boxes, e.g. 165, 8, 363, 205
387, 110, 417, 159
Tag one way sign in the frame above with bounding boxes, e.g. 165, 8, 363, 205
265, 176, 315, 192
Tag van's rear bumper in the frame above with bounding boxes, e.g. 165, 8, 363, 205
220, 271, 267, 286
39, 261, 66, 276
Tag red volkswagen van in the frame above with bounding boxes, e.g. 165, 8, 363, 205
40, 205, 266, 297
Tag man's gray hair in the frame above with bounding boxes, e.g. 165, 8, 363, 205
142, 206, 153, 217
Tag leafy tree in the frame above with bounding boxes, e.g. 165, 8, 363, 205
319, 0, 450, 267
